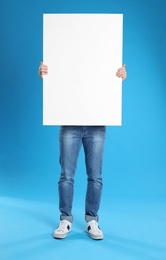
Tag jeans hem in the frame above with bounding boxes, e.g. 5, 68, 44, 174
60, 214, 73, 223
85, 214, 99, 223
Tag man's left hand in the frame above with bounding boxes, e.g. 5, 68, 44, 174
116, 64, 127, 81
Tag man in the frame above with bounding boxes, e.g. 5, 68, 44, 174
38, 62, 127, 240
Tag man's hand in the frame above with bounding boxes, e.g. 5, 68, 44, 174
116, 64, 127, 81
38, 62, 127, 80
38, 62, 48, 78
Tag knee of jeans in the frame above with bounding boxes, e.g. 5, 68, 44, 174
88, 176, 103, 186
59, 171, 74, 184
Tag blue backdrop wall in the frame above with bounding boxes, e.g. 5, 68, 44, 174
0, 0, 166, 203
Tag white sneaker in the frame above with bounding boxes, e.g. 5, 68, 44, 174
86, 220, 104, 240
53, 220, 72, 239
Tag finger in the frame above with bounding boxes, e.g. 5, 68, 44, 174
40, 64, 48, 70
116, 71, 126, 78
38, 69, 48, 78
39, 66, 48, 74
40, 68, 48, 73
116, 70, 124, 75
116, 70, 125, 76
39, 62, 48, 70
117, 66, 126, 72
117, 64, 126, 72
39, 71, 48, 78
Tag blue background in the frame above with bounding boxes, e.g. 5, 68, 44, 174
0, 0, 165, 202
0, 1, 166, 259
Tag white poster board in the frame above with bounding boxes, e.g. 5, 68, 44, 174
43, 14, 123, 125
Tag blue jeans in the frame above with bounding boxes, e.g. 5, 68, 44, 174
58, 126, 106, 223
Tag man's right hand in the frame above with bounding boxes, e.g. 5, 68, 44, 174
38, 62, 48, 78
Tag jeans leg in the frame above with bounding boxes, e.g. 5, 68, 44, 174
83, 126, 106, 223
58, 126, 82, 223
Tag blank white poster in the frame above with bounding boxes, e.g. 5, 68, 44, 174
43, 14, 123, 125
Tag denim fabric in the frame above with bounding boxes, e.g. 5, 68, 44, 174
58, 126, 106, 223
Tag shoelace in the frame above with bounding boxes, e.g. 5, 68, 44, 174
57, 221, 68, 231
89, 221, 101, 233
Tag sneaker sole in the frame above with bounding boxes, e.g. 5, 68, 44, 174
53, 230, 71, 239
87, 231, 104, 240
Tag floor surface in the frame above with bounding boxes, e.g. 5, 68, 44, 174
1, 196, 166, 260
